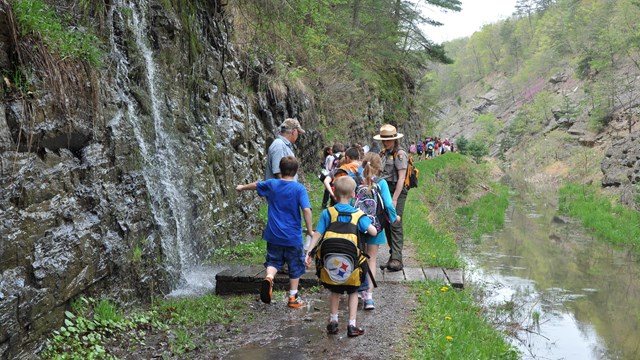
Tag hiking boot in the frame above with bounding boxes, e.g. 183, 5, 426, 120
326, 321, 339, 334
386, 259, 403, 272
287, 294, 305, 308
260, 278, 273, 304
347, 324, 365, 337
364, 299, 375, 310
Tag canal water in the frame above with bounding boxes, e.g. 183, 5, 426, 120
461, 186, 640, 359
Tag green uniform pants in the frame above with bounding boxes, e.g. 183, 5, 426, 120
386, 185, 407, 263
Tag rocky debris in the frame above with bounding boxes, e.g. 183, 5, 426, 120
601, 133, 640, 191
550, 73, 569, 84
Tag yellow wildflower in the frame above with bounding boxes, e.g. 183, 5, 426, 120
445, 316, 452, 321
440, 286, 449, 292
446, 336, 453, 341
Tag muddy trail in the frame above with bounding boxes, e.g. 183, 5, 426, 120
218, 242, 421, 360
115, 243, 424, 360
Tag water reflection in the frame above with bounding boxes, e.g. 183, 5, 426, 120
462, 190, 640, 359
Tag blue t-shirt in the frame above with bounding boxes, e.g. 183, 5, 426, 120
257, 179, 310, 246
316, 203, 372, 235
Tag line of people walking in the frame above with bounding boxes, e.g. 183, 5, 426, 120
409, 136, 453, 161
235, 119, 410, 338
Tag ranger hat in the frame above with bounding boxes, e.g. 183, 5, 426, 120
373, 124, 403, 140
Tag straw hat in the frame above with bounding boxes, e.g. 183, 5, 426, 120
373, 124, 404, 140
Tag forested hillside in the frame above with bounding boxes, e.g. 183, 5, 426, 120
428, 0, 640, 208
230, 0, 461, 142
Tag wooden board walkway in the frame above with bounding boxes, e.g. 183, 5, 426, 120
215, 266, 463, 295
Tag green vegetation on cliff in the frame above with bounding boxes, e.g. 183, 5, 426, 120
12, 0, 103, 66
432, 0, 640, 132
231, 0, 462, 139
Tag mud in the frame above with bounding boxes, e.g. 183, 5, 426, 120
217, 242, 422, 360
110, 243, 423, 360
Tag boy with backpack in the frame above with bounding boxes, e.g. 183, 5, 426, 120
305, 176, 377, 337
235, 156, 313, 308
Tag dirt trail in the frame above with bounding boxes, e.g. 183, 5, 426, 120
209, 242, 423, 360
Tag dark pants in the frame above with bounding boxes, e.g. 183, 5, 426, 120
322, 188, 331, 208
385, 184, 407, 263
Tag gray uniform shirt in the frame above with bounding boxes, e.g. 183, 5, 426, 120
265, 135, 298, 181
380, 148, 408, 184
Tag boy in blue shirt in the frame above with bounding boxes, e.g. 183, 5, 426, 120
236, 156, 313, 307
305, 176, 377, 337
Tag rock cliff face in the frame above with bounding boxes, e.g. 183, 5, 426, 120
0, 1, 344, 358
435, 70, 640, 207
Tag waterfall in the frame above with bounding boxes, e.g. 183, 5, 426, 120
108, 0, 199, 290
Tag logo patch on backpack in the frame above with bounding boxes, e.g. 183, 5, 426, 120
324, 254, 354, 283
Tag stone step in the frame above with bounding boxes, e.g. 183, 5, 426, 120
215, 266, 463, 295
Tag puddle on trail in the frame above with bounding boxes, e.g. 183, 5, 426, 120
462, 189, 640, 359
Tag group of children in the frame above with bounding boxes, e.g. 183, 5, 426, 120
409, 137, 453, 161
235, 144, 400, 338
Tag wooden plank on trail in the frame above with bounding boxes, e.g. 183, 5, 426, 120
404, 267, 426, 282
423, 267, 448, 283
214, 266, 245, 282
215, 265, 463, 295
382, 269, 405, 283
443, 268, 464, 288
235, 265, 265, 282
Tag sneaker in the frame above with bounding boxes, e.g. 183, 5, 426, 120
326, 321, 339, 334
347, 324, 365, 337
364, 299, 375, 310
260, 278, 273, 304
287, 294, 305, 308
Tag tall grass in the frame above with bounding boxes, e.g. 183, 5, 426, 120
12, 0, 103, 66
410, 281, 519, 359
559, 183, 640, 249
405, 189, 462, 268
406, 153, 518, 358
455, 183, 510, 241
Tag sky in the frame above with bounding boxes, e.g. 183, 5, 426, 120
421, 0, 518, 44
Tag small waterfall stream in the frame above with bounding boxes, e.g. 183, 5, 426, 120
108, 1, 200, 291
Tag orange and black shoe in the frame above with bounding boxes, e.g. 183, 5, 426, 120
287, 293, 305, 308
260, 277, 273, 304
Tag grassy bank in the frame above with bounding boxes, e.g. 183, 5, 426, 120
405, 153, 518, 359
559, 182, 640, 250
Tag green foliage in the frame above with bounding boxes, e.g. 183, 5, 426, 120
154, 294, 243, 327
210, 240, 266, 264
233, 0, 462, 132
405, 191, 462, 268
42, 298, 153, 360
559, 183, 640, 249
131, 245, 142, 263
410, 281, 520, 359
43, 294, 245, 359
475, 113, 500, 144
455, 136, 469, 154
455, 183, 510, 241
466, 140, 489, 163
12, 0, 103, 66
